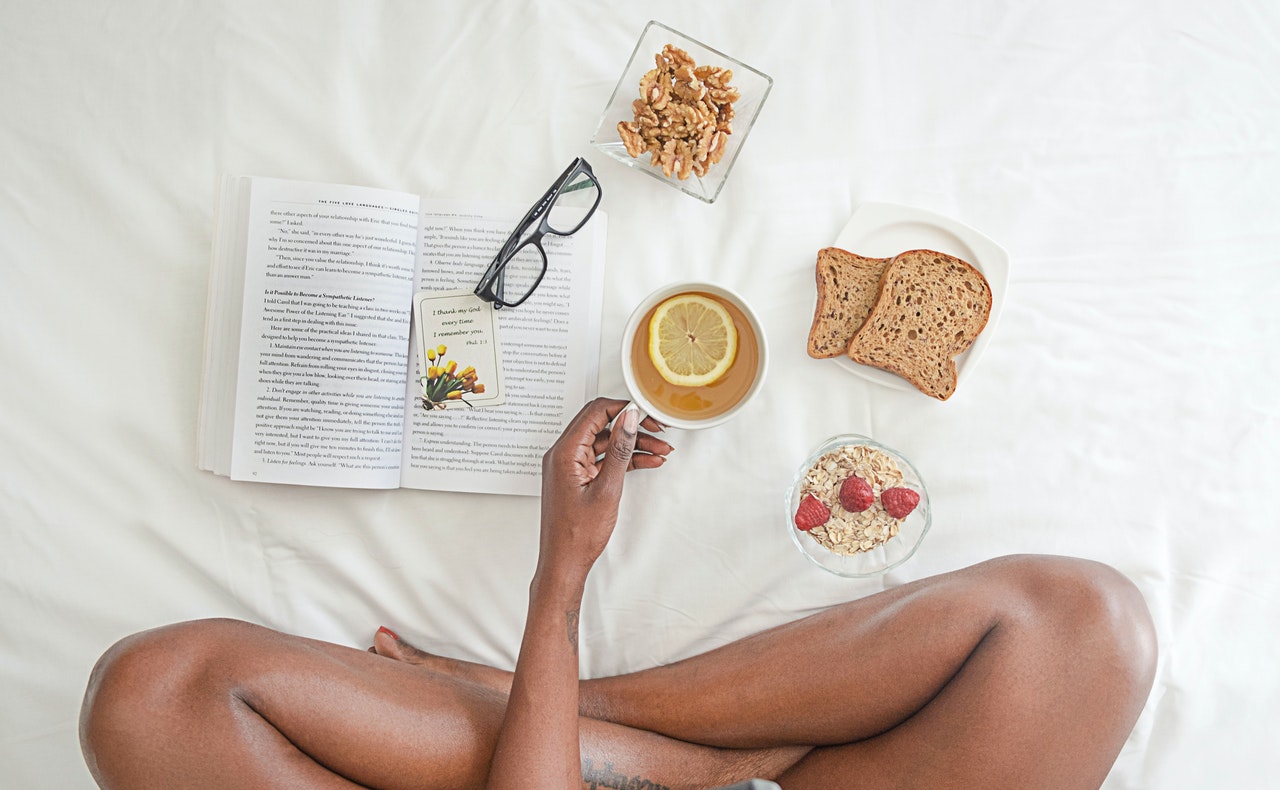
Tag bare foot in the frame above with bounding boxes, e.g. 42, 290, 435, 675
368, 627, 514, 695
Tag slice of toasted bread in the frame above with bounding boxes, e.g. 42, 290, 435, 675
846, 249, 992, 400
806, 248, 893, 358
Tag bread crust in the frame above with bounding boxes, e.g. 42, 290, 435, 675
806, 247, 892, 358
845, 249, 992, 400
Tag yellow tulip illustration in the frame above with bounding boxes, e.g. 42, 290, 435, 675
419, 343, 487, 411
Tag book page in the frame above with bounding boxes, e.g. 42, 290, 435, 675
228, 178, 421, 487
400, 199, 606, 496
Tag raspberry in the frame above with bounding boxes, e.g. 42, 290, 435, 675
881, 487, 921, 519
793, 494, 830, 531
839, 475, 874, 512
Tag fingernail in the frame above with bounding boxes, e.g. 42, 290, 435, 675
377, 626, 400, 641
622, 403, 640, 433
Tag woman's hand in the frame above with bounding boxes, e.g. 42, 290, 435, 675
536, 397, 670, 582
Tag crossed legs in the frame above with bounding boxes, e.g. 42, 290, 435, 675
80, 555, 1156, 789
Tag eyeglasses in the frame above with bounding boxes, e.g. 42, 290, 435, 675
474, 157, 603, 309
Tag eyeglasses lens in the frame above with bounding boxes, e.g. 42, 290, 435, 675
497, 243, 545, 306
544, 173, 600, 235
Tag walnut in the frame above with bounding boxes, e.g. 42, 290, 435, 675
655, 44, 695, 71
632, 99, 659, 128
617, 43, 741, 180
617, 121, 646, 158
708, 85, 740, 105
705, 130, 726, 164
638, 68, 671, 111
715, 101, 735, 134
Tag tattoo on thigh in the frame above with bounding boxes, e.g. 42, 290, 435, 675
566, 609, 579, 651
581, 758, 671, 790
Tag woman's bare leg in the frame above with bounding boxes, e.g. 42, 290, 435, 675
376, 554, 1157, 789
80, 619, 804, 790
602, 554, 1155, 788
81, 554, 1155, 789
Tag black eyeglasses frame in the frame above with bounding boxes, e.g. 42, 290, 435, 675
473, 157, 603, 309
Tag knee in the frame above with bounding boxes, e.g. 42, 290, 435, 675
79, 618, 253, 781
995, 555, 1158, 691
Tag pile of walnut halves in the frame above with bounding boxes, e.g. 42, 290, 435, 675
617, 44, 741, 180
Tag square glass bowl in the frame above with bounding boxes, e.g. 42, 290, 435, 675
786, 435, 931, 578
589, 20, 772, 204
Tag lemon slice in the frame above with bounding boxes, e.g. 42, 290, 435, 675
647, 294, 738, 387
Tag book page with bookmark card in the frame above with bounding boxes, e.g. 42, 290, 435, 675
199, 176, 603, 494
398, 198, 607, 496
412, 291, 505, 412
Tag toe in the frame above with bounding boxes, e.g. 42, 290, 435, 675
371, 626, 430, 665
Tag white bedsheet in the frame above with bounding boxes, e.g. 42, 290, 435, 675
2, 1, 1277, 787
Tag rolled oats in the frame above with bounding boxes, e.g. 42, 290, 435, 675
799, 444, 909, 556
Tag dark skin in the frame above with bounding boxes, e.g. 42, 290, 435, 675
79, 397, 1157, 789
488, 399, 652, 787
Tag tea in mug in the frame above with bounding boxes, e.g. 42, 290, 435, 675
628, 291, 760, 422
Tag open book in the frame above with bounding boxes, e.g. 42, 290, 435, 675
198, 176, 606, 496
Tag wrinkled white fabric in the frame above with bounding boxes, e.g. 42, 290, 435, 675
1, 1, 1277, 787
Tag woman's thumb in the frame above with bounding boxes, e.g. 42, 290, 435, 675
600, 403, 640, 483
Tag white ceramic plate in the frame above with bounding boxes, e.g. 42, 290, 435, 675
829, 202, 1010, 393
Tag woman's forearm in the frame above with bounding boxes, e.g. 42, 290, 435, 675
486, 399, 648, 786
486, 568, 587, 789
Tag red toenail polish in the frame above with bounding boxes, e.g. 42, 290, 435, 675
377, 626, 400, 640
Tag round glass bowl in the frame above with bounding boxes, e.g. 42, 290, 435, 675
785, 434, 931, 577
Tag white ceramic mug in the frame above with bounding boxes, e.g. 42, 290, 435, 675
620, 281, 768, 430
